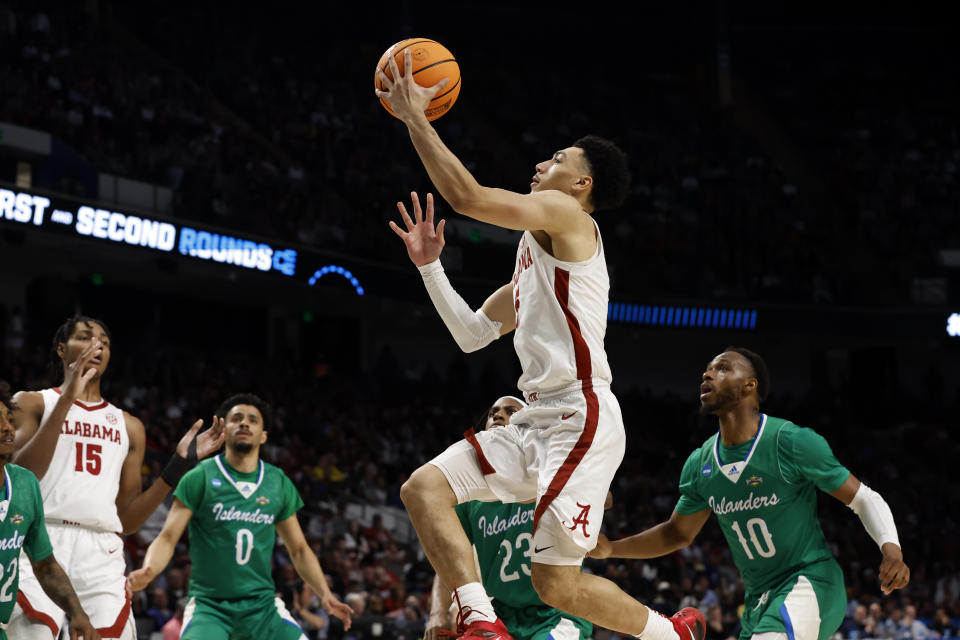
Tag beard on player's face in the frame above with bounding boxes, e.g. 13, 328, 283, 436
230, 441, 255, 454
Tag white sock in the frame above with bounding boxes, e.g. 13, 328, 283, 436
452, 582, 497, 625
636, 609, 681, 640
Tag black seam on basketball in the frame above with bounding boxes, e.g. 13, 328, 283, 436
412, 59, 457, 76
379, 39, 437, 75
432, 74, 461, 101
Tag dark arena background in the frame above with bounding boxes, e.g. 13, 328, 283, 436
1, 1, 958, 638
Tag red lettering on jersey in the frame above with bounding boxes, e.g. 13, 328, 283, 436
566, 502, 592, 537
82, 423, 91, 437
512, 242, 534, 285
92, 424, 101, 439
103, 426, 113, 442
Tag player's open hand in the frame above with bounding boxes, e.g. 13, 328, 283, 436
177, 415, 225, 460
375, 48, 449, 123
61, 339, 102, 401
68, 613, 101, 640
322, 593, 355, 631
126, 566, 154, 593
878, 542, 910, 595
588, 533, 613, 559
389, 192, 446, 267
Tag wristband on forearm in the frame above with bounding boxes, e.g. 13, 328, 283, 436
161, 435, 198, 486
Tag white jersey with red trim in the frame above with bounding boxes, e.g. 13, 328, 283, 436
511, 221, 612, 397
36, 387, 129, 532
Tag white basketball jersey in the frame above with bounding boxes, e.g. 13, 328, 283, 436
511, 220, 612, 397
37, 388, 129, 532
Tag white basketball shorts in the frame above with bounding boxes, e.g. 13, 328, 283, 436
430, 382, 625, 566
9, 522, 133, 639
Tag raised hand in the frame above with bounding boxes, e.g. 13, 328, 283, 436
322, 593, 355, 631
375, 48, 449, 123
176, 416, 225, 460
61, 340, 102, 401
389, 192, 446, 267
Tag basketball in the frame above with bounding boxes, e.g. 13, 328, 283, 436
375, 38, 461, 121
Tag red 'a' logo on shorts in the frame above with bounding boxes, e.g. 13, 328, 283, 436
566, 502, 591, 537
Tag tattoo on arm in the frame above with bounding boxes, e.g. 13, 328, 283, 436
33, 556, 84, 618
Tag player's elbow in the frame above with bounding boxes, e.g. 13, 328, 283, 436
665, 522, 696, 550
443, 184, 484, 215
453, 335, 483, 353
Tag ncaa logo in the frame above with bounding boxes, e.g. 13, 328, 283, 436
106, 413, 118, 426
702, 464, 712, 476
211, 478, 223, 487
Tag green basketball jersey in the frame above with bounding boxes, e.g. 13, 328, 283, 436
676, 415, 850, 597
174, 455, 303, 601
456, 501, 592, 639
0, 464, 53, 624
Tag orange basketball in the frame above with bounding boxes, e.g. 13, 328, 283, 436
375, 38, 461, 121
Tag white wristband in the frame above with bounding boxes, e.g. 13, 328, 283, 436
847, 482, 900, 550
418, 260, 501, 353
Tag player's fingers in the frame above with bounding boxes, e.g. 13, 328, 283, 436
397, 201, 415, 231
410, 191, 423, 222
81, 366, 98, 384
388, 220, 408, 239
387, 49, 402, 82
187, 418, 203, 436
431, 76, 450, 96
436, 219, 446, 240
424, 192, 434, 225
404, 48, 413, 76
376, 67, 392, 89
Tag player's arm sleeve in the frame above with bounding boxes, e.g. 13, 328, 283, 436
277, 472, 306, 522
24, 478, 54, 562
417, 261, 503, 352
783, 425, 851, 492
675, 450, 710, 515
454, 502, 475, 544
172, 465, 206, 512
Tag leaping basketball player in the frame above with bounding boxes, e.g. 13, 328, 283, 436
7, 315, 225, 639
378, 48, 704, 640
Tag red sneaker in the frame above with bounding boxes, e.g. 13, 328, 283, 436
453, 618, 514, 639
670, 607, 706, 640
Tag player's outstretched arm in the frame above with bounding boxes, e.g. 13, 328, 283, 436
377, 50, 589, 233
392, 192, 515, 351
115, 415, 224, 534
13, 339, 102, 478
589, 508, 710, 560
127, 498, 193, 593
31, 554, 101, 639
829, 473, 910, 595
277, 513, 354, 631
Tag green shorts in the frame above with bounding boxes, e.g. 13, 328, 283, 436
181, 593, 305, 640
497, 602, 592, 640
740, 560, 846, 640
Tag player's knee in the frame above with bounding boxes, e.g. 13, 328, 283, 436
530, 564, 577, 611
400, 464, 452, 511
